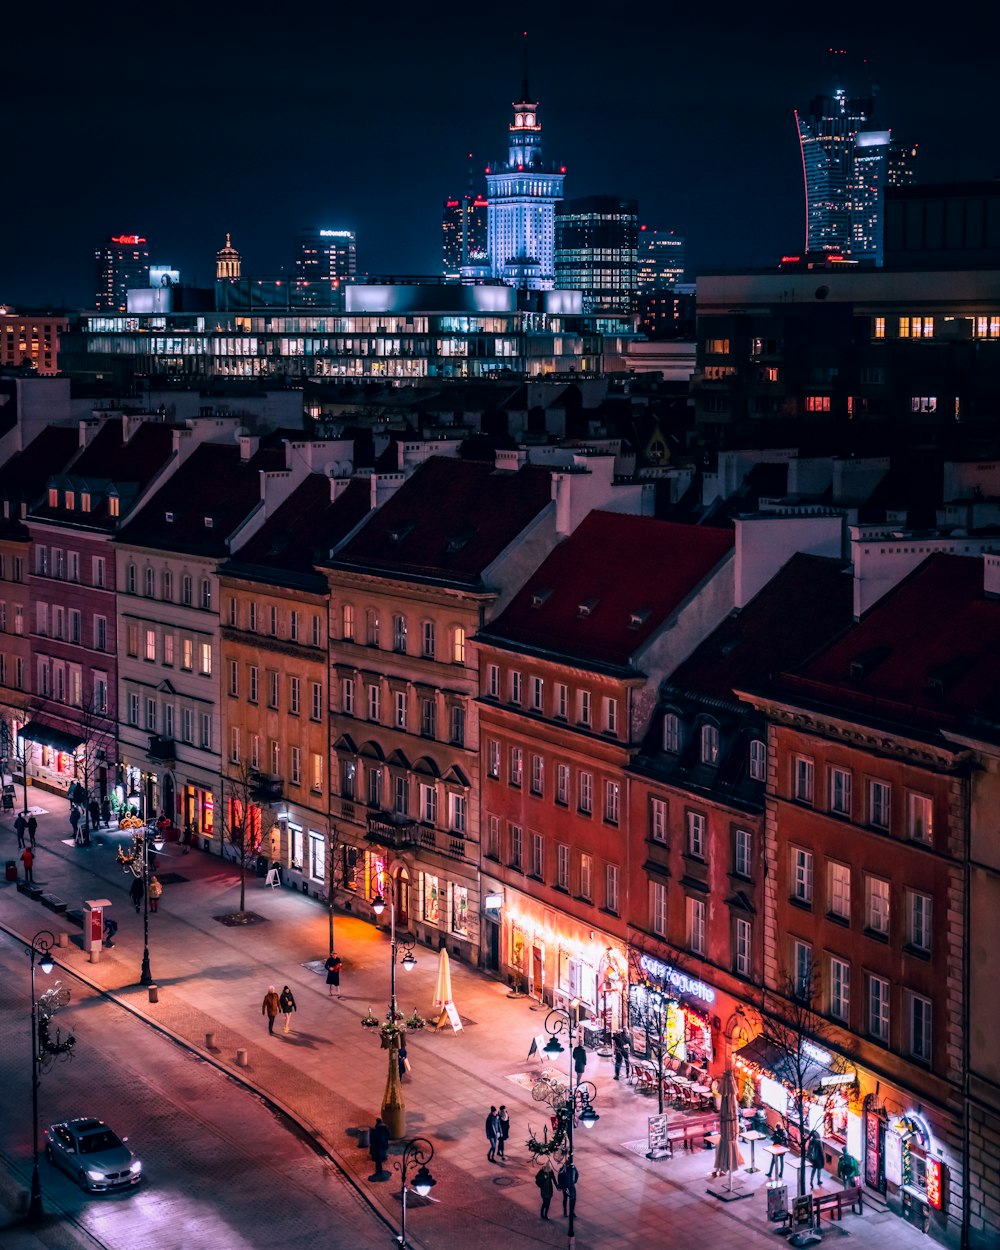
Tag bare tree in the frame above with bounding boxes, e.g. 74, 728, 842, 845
73, 682, 116, 833
2, 693, 41, 816
220, 757, 274, 915
626, 941, 688, 1115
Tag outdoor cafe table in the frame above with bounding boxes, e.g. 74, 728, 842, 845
763, 1143, 790, 1178
741, 1129, 767, 1172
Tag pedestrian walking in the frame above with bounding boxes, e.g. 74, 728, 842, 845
102, 918, 118, 948
279, 985, 297, 1034
148, 875, 162, 913
88, 798, 100, 829
535, 1162, 555, 1219
767, 1123, 788, 1178
129, 876, 144, 912
182, 821, 193, 853
69, 804, 81, 842
613, 1028, 631, 1080
262, 985, 281, 1034
498, 1105, 510, 1158
324, 952, 343, 997
806, 1130, 826, 1188
369, 1116, 390, 1179
27, 814, 37, 847
14, 811, 26, 848
20, 846, 34, 883
101, 797, 112, 828
397, 1040, 409, 1080
485, 1105, 501, 1162
837, 1146, 859, 1188
558, 1158, 578, 1217
572, 1041, 587, 1080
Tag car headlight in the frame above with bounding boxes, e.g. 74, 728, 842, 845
86, 1169, 105, 1181
129, 1161, 142, 1174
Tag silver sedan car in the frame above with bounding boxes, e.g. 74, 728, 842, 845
44, 1118, 142, 1192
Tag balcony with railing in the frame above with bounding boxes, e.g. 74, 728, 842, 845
147, 734, 176, 764
250, 771, 284, 802
365, 811, 419, 850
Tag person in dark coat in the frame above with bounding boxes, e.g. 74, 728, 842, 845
767, 1123, 788, 1177
613, 1028, 631, 1080
497, 1105, 510, 1158
397, 1040, 408, 1080
369, 1116, 390, 1179
14, 811, 26, 848
69, 804, 81, 842
558, 1159, 578, 1217
27, 814, 37, 847
101, 798, 112, 827
807, 1130, 826, 1188
278, 985, 297, 1034
535, 1163, 555, 1219
88, 799, 101, 829
262, 986, 281, 1034
485, 1105, 501, 1162
129, 876, 144, 912
324, 953, 343, 998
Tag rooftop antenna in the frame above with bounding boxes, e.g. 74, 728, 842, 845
522, 30, 530, 101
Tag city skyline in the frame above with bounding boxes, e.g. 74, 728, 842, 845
3, 6, 998, 308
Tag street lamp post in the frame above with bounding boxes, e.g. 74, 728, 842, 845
26, 930, 55, 1221
543, 1006, 600, 1250
371, 882, 417, 1138
394, 1136, 436, 1249
118, 812, 165, 987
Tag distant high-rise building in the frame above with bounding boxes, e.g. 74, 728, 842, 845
442, 195, 488, 280
486, 43, 565, 289
638, 227, 685, 290
216, 232, 241, 280
554, 196, 638, 313
888, 139, 919, 187
294, 228, 357, 286
795, 72, 911, 266
95, 234, 150, 311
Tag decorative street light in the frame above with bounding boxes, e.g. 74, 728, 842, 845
597, 947, 623, 1057
394, 1136, 437, 1249
543, 1006, 600, 1250
372, 885, 418, 1023
117, 824, 165, 986
26, 930, 76, 1221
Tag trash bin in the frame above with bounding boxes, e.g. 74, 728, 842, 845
5, 860, 16, 882
255, 854, 269, 878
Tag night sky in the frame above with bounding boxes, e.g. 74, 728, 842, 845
4, 2, 998, 309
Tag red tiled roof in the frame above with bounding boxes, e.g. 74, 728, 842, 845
332, 457, 554, 586
673, 554, 853, 700
777, 553, 1000, 728
481, 513, 734, 667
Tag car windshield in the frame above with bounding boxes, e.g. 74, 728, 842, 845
78, 1130, 122, 1154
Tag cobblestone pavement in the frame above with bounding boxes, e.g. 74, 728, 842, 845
0, 798, 937, 1250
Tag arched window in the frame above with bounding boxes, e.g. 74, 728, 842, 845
700, 722, 720, 766
452, 626, 465, 664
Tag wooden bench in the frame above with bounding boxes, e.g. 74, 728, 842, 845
814, 1185, 863, 1222
41, 894, 67, 914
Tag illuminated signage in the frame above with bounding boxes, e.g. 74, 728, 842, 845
802, 1040, 833, 1066
639, 954, 716, 1004
111, 235, 146, 245
484, 892, 503, 912
818, 1072, 855, 1088
319, 230, 354, 239
926, 1157, 943, 1210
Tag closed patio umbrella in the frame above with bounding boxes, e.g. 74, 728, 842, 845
433, 946, 453, 1010
713, 1068, 744, 1188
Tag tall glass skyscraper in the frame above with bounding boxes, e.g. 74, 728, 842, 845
486, 58, 565, 290
555, 197, 638, 312
95, 234, 150, 311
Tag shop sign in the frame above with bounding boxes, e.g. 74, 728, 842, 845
819, 1072, 855, 1088
484, 891, 503, 912
926, 1158, 943, 1210
885, 1130, 903, 1187
639, 954, 716, 1004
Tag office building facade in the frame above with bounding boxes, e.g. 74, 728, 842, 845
638, 227, 685, 290
554, 196, 638, 314
295, 229, 357, 286
442, 195, 489, 280
95, 234, 150, 311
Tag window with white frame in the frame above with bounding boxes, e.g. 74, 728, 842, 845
487, 663, 500, 699
830, 957, 850, 1021
530, 754, 543, 796
201, 578, 212, 611
181, 707, 193, 743
311, 682, 322, 721
144, 628, 158, 662
530, 831, 544, 878
486, 814, 500, 858
449, 704, 464, 745
604, 697, 619, 736
420, 783, 437, 825
290, 746, 301, 786
734, 918, 751, 977
531, 675, 544, 711
906, 792, 933, 844
793, 939, 812, 997
868, 780, 891, 829
555, 682, 568, 719
229, 659, 239, 697
342, 603, 354, 640
199, 642, 212, 676
145, 698, 156, 731
164, 704, 174, 739
230, 725, 240, 764
829, 861, 851, 920
161, 631, 171, 664
579, 853, 593, 900
509, 824, 523, 871
749, 738, 766, 780
394, 775, 409, 815
663, 712, 680, 753
509, 746, 523, 787
268, 669, 279, 709
487, 739, 500, 780
423, 874, 440, 924
794, 756, 815, 804
606, 863, 619, 913
421, 620, 435, 659
866, 876, 890, 935
367, 766, 382, 808
650, 797, 667, 843
200, 713, 211, 750
250, 733, 260, 769
394, 690, 407, 729
367, 683, 381, 721
907, 890, 932, 952
393, 614, 407, 653
651, 881, 667, 937
578, 770, 593, 815
734, 828, 752, 878
128, 692, 139, 725
555, 763, 569, 805
557, 843, 569, 890
510, 670, 522, 705
907, 991, 932, 1062
868, 974, 890, 1042
92, 556, 105, 588
829, 766, 852, 817
182, 574, 192, 606
604, 780, 620, 824
687, 810, 706, 858
249, 601, 258, 631
366, 609, 379, 647
341, 676, 354, 715
311, 753, 322, 792
579, 689, 592, 727
687, 897, 706, 954
792, 847, 814, 904
289, 675, 300, 715
452, 626, 465, 664
449, 792, 467, 834
182, 638, 193, 671
700, 722, 719, 765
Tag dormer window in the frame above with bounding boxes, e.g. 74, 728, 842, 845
663, 712, 680, 754
578, 597, 599, 618
80, 493, 90, 513
108, 496, 120, 518
165, 511, 174, 523
64, 491, 74, 511
48, 488, 58, 507
531, 587, 552, 609
700, 723, 720, 766
628, 608, 650, 629
204, 516, 214, 528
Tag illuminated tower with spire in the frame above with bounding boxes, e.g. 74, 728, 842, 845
486, 36, 565, 290
215, 232, 241, 279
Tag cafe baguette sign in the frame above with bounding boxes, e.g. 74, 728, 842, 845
639, 954, 717, 1004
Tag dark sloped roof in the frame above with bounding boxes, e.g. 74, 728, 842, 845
775, 553, 1000, 730
480, 513, 734, 668
115, 442, 281, 555
671, 554, 853, 701
0, 425, 80, 504
331, 457, 554, 587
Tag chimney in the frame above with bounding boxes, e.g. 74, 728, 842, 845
984, 552, 1000, 597
239, 435, 260, 462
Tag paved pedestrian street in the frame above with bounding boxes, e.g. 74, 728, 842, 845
0, 798, 936, 1250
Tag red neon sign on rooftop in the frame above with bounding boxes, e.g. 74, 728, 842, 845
111, 234, 147, 245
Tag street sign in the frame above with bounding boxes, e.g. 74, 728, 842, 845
647, 1114, 670, 1159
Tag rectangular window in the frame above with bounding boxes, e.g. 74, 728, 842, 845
650, 797, 668, 843
182, 575, 192, 606
250, 734, 260, 770
365, 609, 379, 646
687, 810, 706, 858
290, 610, 299, 642
268, 670, 279, 710
181, 638, 193, 671
793, 939, 812, 997
906, 792, 933, 844
509, 747, 523, 787
687, 897, 706, 954
734, 917, 752, 977
578, 770, 593, 815
663, 713, 680, 753
248, 601, 258, 632
91, 555, 105, 588
701, 722, 719, 764
420, 698, 436, 737
311, 753, 323, 793
866, 876, 890, 935
68, 551, 79, 581
249, 666, 259, 704
420, 783, 437, 825
830, 957, 851, 1022
451, 627, 465, 664
128, 692, 139, 725
604, 697, 619, 736
268, 603, 277, 635
530, 754, 543, 796
201, 579, 212, 611
531, 675, 544, 711
200, 712, 211, 749
555, 763, 569, 805
230, 726, 241, 764
908, 992, 932, 1062
487, 663, 500, 699
227, 595, 236, 626
367, 766, 382, 808
145, 697, 156, 731
605, 863, 619, 914
510, 670, 522, 705
487, 739, 500, 780
451, 885, 469, 935
907, 890, 932, 952
604, 780, 620, 824
869, 780, 891, 829
229, 660, 239, 697
181, 707, 194, 744
449, 704, 464, 746
509, 824, 523, 871
421, 620, 435, 658
289, 676, 300, 715
530, 831, 544, 879
868, 974, 890, 1042
162, 632, 173, 665
874, 315, 885, 339
393, 614, 407, 653
164, 704, 174, 739
367, 683, 381, 721
69, 608, 81, 644
734, 828, 752, 878
579, 853, 593, 901
829, 767, 852, 816
394, 775, 409, 815
555, 682, 568, 719
311, 682, 322, 721
829, 862, 851, 920
794, 756, 814, 804
579, 689, 592, 727
199, 642, 212, 676
486, 814, 500, 859
557, 844, 569, 890
449, 792, 466, 834
792, 847, 814, 905
423, 875, 440, 924
342, 677, 354, 715
651, 881, 667, 937
394, 690, 407, 729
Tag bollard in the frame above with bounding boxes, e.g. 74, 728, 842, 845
147, 985, 158, 1004
205, 1032, 216, 1050
57, 931, 70, 948
236, 1048, 248, 1067
88, 948, 101, 964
